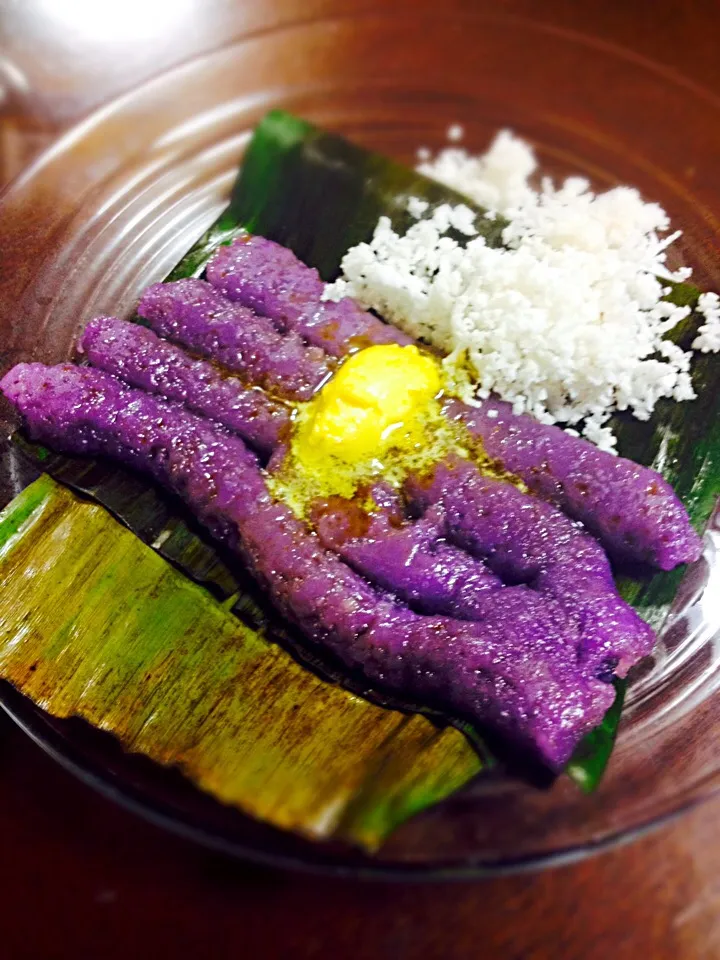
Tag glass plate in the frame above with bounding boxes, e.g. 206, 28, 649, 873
1, 12, 720, 877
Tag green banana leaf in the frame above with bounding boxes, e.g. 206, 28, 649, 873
0, 474, 480, 850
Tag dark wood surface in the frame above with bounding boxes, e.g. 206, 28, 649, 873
1, 1, 720, 957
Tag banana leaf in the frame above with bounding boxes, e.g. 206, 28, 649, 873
5, 110, 717, 808
0, 474, 480, 850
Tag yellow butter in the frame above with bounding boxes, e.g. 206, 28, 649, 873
299, 344, 441, 463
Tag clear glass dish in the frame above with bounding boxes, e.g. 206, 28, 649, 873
1, 12, 720, 877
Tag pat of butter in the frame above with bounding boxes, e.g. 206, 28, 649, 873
300, 344, 440, 462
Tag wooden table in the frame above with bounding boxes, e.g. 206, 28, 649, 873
1, 2, 719, 957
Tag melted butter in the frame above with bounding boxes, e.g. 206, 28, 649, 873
267, 344, 519, 518
300, 344, 440, 462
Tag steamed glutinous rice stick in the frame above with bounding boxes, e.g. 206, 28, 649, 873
443, 398, 701, 571
206, 235, 700, 571
311, 491, 503, 619
206, 235, 412, 355
80, 316, 289, 457
137, 277, 334, 402
1, 361, 616, 769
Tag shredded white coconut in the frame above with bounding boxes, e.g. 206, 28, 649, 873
419, 131, 537, 215
324, 130, 719, 452
406, 197, 429, 220
693, 292, 720, 353
446, 123, 464, 143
